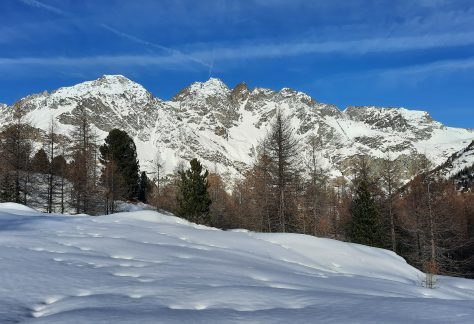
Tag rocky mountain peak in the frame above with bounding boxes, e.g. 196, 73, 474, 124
343, 106, 438, 134
173, 78, 230, 102
199, 77, 229, 92
1, 76, 473, 185
96, 74, 128, 83
6, 75, 157, 139
230, 82, 249, 103
50, 74, 151, 99
279, 87, 298, 96
278, 88, 318, 108
232, 81, 248, 93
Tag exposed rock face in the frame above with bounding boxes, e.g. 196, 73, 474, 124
173, 78, 240, 130
1, 75, 473, 184
344, 106, 438, 140
0, 103, 14, 125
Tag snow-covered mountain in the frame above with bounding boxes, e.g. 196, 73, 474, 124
1, 75, 473, 183
1, 202, 473, 323
434, 141, 474, 178
431, 140, 474, 191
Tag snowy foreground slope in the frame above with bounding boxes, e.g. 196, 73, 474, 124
1, 203, 473, 323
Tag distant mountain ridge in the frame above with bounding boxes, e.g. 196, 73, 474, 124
1, 75, 473, 184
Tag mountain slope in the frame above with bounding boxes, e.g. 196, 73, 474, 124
1, 202, 473, 323
1, 75, 473, 183
433, 140, 474, 191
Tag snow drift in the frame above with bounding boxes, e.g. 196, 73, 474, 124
0, 203, 473, 323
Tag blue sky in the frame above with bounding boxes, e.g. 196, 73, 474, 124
1, 0, 473, 128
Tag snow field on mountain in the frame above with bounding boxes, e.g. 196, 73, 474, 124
3, 75, 473, 183
0, 202, 473, 323
447, 147, 474, 177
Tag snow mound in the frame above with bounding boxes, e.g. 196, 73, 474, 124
0, 205, 473, 323
0, 202, 41, 214
250, 233, 420, 284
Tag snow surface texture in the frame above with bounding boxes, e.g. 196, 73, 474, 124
2, 75, 473, 183
1, 203, 473, 323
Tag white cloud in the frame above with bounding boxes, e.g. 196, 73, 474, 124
379, 57, 474, 77
2, 53, 474, 80
195, 31, 474, 61
19, 0, 69, 16
310, 56, 474, 89
1, 29, 474, 78
101, 24, 210, 68
0, 54, 189, 68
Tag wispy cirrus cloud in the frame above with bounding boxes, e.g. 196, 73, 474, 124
12, 0, 474, 69
1, 28, 474, 76
14, 2, 211, 69
2, 53, 474, 79
310, 56, 474, 94
0, 54, 189, 68
198, 31, 474, 60
100, 24, 210, 68
378, 56, 474, 77
19, 0, 69, 16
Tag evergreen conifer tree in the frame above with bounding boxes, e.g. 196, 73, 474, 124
31, 148, 50, 173
349, 178, 384, 247
137, 171, 151, 203
51, 155, 67, 176
0, 172, 15, 202
99, 129, 140, 201
177, 158, 211, 225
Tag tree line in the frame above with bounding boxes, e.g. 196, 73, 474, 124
0, 107, 149, 215
1, 107, 473, 278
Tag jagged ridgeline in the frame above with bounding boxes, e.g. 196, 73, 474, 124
0, 75, 473, 183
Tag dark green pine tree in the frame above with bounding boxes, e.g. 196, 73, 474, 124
0, 173, 15, 202
177, 158, 212, 225
31, 148, 50, 173
137, 171, 151, 203
349, 179, 384, 248
99, 129, 140, 200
